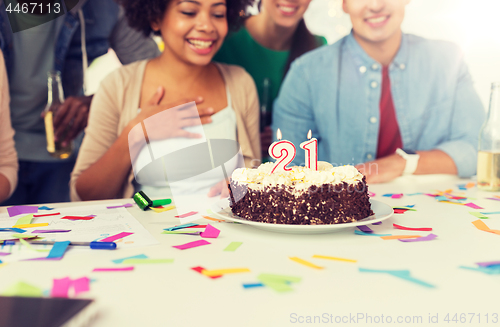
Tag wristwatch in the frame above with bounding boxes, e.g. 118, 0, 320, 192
395, 148, 420, 175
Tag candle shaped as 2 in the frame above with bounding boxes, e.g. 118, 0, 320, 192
300, 130, 318, 170
269, 129, 296, 174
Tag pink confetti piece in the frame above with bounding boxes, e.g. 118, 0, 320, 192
93, 267, 134, 272
7, 206, 38, 217
486, 197, 500, 201
425, 193, 438, 197
61, 216, 95, 220
465, 203, 484, 209
399, 233, 437, 243
33, 212, 60, 217
175, 211, 198, 218
391, 194, 403, 199
72, 277, 90, 296
99, 232, 133, 242
200, 224, 221, 238
476, 261, 500, 267
0, 252, 11, 256
106, 203, 134, 209
357, 225, 373, 233
51, 277, 71, 298
393, 224, 432, 231
173, 239, 211, 250
368, 191, 376, 197
394, 209, 409, 214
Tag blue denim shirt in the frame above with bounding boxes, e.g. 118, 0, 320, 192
273, 32, 485, 177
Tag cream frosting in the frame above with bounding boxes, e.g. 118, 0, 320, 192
231, 161, 364, 191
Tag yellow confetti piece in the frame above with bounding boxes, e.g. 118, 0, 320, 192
289, 257, 324, 269
380, 235, 422, 240
312, 255, 357, 263
150, 205, 175, 213
439, 201, 464, 206
201, 268, 250, 277
12, 223, 49, 229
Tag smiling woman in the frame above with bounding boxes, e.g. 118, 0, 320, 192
70, 0, 261, 201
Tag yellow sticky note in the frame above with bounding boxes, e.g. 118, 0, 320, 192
201, 268, 250, 277
12, 223, 49, 229
14, 214, 33, 226
380, 235, 422, 240
151, 205, 175, 213
312, 255, 357, 263
289, 257, 324, 269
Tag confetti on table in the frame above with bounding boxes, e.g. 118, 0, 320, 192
99, 232, 133, 242
289, 257, 324, 269
472, 220, 500, 235
372, 222, 382, 225
224, 242, 243, 252
354, 230, 391, 237
201, 268, 250, 277
469, 212, 488, 219
476, 261, 500, 267
33, 212, 60, 218
200, 224, 220, 238
186, 225, 207, 229
12, 223, 49, 229
481, 211, 500, 215
7, 206, 38, 217
73, 277, 90, 296
112, 254, 148, 264
381, 235, 422, 240
51, 277, 72, 298
368, 191, 376, 197
191, 266, 222, 279
486, 197, 500, 201
61, 216, 95, 220
47, 241, 71, 259
106, 203, 133, 209
394, 209, 409, 214
93, 267, 134, 272
312, 255, 357, 263
459, 266, 500, 275
175, 211, 198, 218
2, 281, 43, 297
257, 274, 302, 293
359, 268, 435, 288
31, 230, 71, 234
11, 234, 38, 240
161, 230, 200, 235
357, 225, 373, 233
243, 283, 264, 289
151, 205, 175, 213
393, 207, 417, 211
392, 193, 403, 199
14, 214, 33, 226
173, 239, 211, 250
202, 216, 225, 222
121, 259, 174, 264
0, 228, 26, 233
38, 206, 54, 210
164, 222, 198, 231
465, 202, 484, 209
399, 233, 437, 242
382, 193, 393, 197
393, 224, 432, 231
0, 252, 11, 256
407, 193, 423, 196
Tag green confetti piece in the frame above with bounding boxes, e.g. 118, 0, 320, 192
469, 212, 488, 219
121, 259, 174, 264
257, 273, 302, 293
11, 234, 38, 240
14, 214, 33, 226
2, 281, 43, 297
19, 238, 50, 253
224, 242, 243, 252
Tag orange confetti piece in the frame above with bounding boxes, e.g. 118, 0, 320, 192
472, 220, 500, 235
381, 235, 422, 240
466, 182, 476, 188
202, 216, 225, 222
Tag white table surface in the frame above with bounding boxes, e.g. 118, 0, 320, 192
1, 174, 500, 327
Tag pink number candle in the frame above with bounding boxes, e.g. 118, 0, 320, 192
300, 130, 318, 170
269, 128, 296, 174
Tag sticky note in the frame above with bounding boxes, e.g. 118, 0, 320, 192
14, 214, 33, 226
357, 225, 373, 233
224, 242, 243, 252
99, 232, 133, 242
7, 206, 38, 217
121, 259, 174, 264
46, 241, 71, 259
465, 202, 484, 209
202, 268, 250, 277
243, 283, 264, 289
93, 267, 134, 272
393, 224, 432, 231
112, 254, 148, 264
33, 212, 60, 217
164, 223, 198, 231
354, 230, 391, 237
312, 255, 357, 263
469, 212, 488, 219
19, 238, 51, 253
289, 257, 324, 269
51, 277, 72, 298
200, 224, 220, 238
72, 277, 90, 296
12, 223, 49, 229
191, 266, 222, 279
61, 216, 95, 220
2, 281, 43, 297
398, 233, 437, 242
381, 235, 422, 240
173, 240, 211, 250
175, 211, 198, 218
0, 228, 26, 233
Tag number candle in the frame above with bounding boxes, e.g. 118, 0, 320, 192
300, 130, 318, 170
269, 128, 296, 174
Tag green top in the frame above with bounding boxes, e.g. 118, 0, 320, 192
214, 27, 327, 123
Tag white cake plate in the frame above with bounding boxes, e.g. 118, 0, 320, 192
211, 198, 393, 234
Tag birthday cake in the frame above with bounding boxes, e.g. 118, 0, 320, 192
228, 162, 373, 225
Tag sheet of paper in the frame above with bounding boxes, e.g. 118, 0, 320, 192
164, 223, 198, 231
381, 235, 422, 240
469, 212, 488, 219
355, 230, 391, 237
465, 202, 483, 209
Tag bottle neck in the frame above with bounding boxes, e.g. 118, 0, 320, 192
487, 85, 500, 124
47, 73, 64, 106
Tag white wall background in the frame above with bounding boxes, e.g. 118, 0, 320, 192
88, 0, 500, 110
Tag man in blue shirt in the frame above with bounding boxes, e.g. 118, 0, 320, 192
0, 0, 160, 205
273, 0, 485, 183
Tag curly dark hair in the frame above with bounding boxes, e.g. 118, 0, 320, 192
117, 0, 254, 37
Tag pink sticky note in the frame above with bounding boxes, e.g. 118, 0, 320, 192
465, 203, 484, 209
72, 277, 90, 296
51, 277, 72, 298
100, 232, 133, 242
173, 240, 211, 250
93, 267, 134, 272
200, 224, 220, 238
391, 194, 403, 199
175, 211, 198, 218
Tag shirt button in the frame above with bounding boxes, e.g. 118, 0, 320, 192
370, 81, 378, 88
399, 63, 406, 70
359, 66, 367, 74
371, 63, 379, 70
367, 154, 373, 160
370, 117, 377, 124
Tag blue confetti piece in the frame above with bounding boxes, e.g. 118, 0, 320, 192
382, 194, 393, 197
359, 268, 435, 288
163, 223, 198, 231
46, 241, 70, 259
354, 230, 392, 237
243, 283, 264, 289
459, 266, 500, 275
406, 193, 424, 196
38, 206, 54, 210
0, 228, 26, 233
112, 254, 148, 264
404, 204, 415, 208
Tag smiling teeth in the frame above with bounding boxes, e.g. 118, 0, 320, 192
278, 5, 296, 13
367, 16, 388, 23
188, 40, 213, 49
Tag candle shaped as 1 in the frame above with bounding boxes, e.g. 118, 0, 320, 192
269, 128, 296, 174
300, 130, 318, 171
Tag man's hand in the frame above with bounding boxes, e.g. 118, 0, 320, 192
355, 154, 406, 184
53, 95, 93, 146
207, 179, 230, 198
